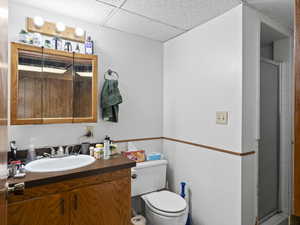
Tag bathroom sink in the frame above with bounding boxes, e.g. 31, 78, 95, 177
25, 155, 96, 173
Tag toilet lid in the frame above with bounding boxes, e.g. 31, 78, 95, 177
146, 191, 187, 213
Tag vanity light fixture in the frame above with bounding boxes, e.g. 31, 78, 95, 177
56, 22, 66, 32
75, 27, 84, 37
33, 16, 44, 28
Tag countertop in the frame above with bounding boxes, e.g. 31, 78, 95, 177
8, 155, 136, 187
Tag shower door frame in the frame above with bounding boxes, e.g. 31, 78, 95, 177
257, 58, 292, 225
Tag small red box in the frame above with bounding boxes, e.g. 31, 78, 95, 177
123, 150, 145, 163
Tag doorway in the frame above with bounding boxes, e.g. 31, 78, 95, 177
0, 0, 8, 225
258, 22, 292, 225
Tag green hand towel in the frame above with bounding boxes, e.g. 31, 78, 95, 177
100, 79, 123, 122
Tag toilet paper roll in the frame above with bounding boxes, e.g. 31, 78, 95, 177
131, 215, 146, 225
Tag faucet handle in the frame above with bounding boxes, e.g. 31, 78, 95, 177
57, 146, 64, 156
50, 147, 56, 156
43, 152, 51, 158
65, 146, 70, 155
65, 145, 75, 155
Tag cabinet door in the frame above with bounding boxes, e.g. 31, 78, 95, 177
70, 177, 131, 225
8, 193, 68, 225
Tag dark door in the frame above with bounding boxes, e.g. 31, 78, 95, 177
0, 0, 8, 224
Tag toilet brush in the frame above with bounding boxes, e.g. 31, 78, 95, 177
180, 182, 191, 225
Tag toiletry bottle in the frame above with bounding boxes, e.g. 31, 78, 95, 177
75, 44, 81, 53
103, 136, 111, 160
85, 36, 94, 55
89, 146, 94, 157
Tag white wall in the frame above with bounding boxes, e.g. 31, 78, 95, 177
163, 5, 243, 153
8, 2, 163, 153
163, 5, 243, 225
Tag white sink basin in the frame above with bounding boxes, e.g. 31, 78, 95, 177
25, 155, 96, 173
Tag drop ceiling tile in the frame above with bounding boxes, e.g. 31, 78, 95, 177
106, 9, 184, 41
121, 0, 241, 30
12, 0, 115, 24
245, 0, 293, 29
96, 0, 125, 7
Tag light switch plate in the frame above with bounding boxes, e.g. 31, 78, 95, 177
216, 111, 228, 125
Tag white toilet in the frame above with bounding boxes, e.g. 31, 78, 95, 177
131, 160, 188, 225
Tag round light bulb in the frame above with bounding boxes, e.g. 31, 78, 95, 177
33, 16, 44, 28
75, 27, 84, 37
56, 22, 66, 32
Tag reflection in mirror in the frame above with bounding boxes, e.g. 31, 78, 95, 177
17, 51, 74, 119
17, 50, 43, 119
73, 58, 93, 118
41, 53, 73, 118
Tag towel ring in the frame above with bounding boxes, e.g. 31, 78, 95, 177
105, 69, 119, 80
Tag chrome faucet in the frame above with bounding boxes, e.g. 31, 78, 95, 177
47, 145, 76, 158
57, 146, 64, 156
65, 145, 74, 155
10, 141, 18, 160
49, 146, 68, 158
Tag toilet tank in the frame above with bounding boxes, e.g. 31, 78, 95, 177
131, 160, 167, 197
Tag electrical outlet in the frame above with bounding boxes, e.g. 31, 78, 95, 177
216, 112, 228, 125
85, 126, 94, 137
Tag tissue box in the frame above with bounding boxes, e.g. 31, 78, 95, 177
147, 153, 162, 161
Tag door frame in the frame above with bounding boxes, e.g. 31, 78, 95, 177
0, 0, 8, 222
258, 58, 293, 225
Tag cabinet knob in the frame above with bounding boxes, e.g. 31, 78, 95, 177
60, 198, 65, 215
131, 174, 137, 179
73, 194, 78, 210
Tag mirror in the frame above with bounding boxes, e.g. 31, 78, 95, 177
11, 43, 98, 125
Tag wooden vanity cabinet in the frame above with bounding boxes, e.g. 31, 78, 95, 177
70, 177, 131, 225
10, 42, 98, 125
7, 169, 131, 225
8, 192, 68, 225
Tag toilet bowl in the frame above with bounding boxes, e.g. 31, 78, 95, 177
142, 190, 188, 225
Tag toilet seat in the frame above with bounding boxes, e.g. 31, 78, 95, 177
143, 191, 187, 217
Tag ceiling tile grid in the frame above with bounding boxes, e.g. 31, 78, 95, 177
105, 9, 184, 42
12, 0, 115, 24
96, 0, 128, 8
11, 0, 293, 42
119, 0, 241, 30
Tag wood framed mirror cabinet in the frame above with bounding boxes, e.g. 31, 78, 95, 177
10, 42, 98, 125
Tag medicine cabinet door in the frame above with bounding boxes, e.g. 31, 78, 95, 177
73, 57, 97, 123
11, 48, 43, 124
